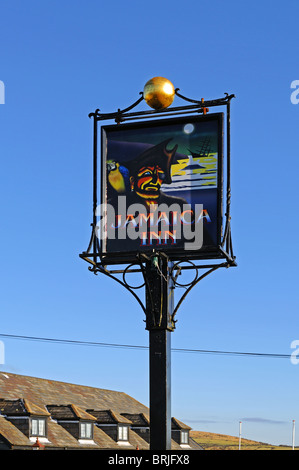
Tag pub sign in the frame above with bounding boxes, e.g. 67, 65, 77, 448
98, 113, 224, 264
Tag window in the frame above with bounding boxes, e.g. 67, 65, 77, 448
80, 422, 93, 439
181, 431, 189, 444
118, 425, 129, 441
31, 418, 46, 437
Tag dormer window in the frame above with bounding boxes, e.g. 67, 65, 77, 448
87, 409, 132, 446
118, 424, 129, 442
46, 405, 96, 445
30, 417, 46, 437
171, 417, 191, 447
180, 430, 189, 445
80, 421, 93, 440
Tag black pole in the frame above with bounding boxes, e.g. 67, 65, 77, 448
149, 329, 171, 449
145, 255, 174, 450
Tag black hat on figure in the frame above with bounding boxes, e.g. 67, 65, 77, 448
124, 139, 178, 184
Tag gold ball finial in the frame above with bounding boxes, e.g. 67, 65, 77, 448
143, 77, 175, 110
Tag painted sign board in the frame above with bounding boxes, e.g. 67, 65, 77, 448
99, 113, 224, 264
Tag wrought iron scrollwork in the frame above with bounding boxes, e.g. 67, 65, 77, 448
169, 261, 228, 324
88, 89, 235, 124
86, 261, 147, 315
89, 93, 144, 123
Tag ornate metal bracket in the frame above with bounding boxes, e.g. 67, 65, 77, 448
89, 90, 235, 124
80, 250, 233, 330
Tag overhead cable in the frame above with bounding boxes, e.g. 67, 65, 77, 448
0, 333, 291, 359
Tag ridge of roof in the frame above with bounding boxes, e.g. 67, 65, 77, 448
108, 409, 132, 424
22, 398, 50, 417
121, 412, 150, 426
171, 417, 191, 430
86, 409, 132, 424
70, 404, 97, 421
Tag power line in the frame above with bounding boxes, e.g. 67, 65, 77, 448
0, 333, 292, 360
0, 333, 146, 351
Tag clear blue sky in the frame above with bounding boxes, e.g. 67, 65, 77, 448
0, 0, 299, 446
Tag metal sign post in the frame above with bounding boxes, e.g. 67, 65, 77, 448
144, 255, 174, 449
80, 77, 236, 450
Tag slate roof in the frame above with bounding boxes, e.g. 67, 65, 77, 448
121, 412, 150, 427
0, 398, 50, 417
0, 371, 201, 450
46, 404, 97, 421
0, 372, 148, 414
0, 416, 31, 448
86, 409, 132, 424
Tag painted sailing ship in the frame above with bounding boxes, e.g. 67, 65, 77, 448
162, 137, 218, 193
